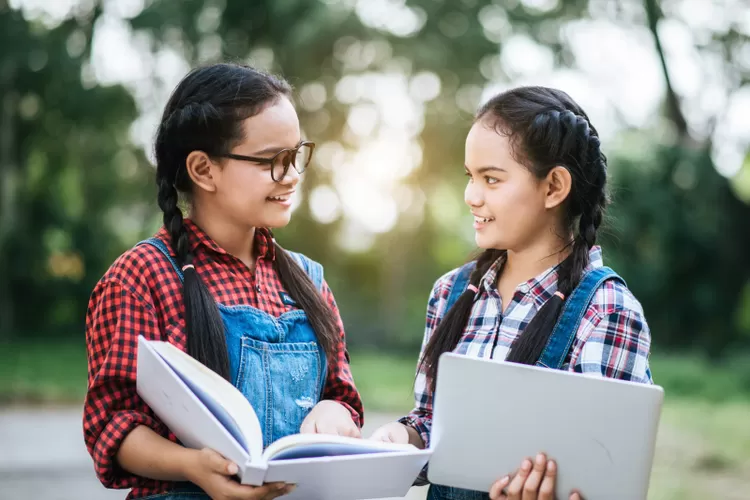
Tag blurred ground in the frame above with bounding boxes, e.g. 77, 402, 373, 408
0, 407, 427, 500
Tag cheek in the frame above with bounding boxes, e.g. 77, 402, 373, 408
221, 168, 273, 208
487, 183, 545, 230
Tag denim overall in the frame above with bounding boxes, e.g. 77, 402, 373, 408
426, 263, 624, 500
137, 237, 327, 499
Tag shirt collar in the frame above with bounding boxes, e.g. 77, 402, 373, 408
159, 219, 276, 261
479, 245, 604, 306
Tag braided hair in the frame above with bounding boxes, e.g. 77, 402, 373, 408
154, 63, 339, 379
420, 87, 609, 391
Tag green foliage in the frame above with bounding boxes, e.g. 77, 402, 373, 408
1, 0, 749, 361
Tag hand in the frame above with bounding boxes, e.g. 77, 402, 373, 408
368, 421, 411, 445
299, 400, 361, 437
489, 453, 582, 500
183, 448, 294, 500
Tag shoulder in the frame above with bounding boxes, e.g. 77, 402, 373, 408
284, 250, 325, 289
578, 270, 651, 345
95, 235, 175, 301
590, 272, 646, 318
428, 262, 475, 308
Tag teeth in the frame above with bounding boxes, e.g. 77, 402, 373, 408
474, 216, 494, 223
269, 196, 289, 201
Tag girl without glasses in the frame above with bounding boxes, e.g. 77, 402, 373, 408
371, 86, 653, 500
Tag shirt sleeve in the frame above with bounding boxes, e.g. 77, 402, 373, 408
573, 307, 653, 384
318, 279, 365, 428
83, 279, 170, 489
397, 275, 452, 449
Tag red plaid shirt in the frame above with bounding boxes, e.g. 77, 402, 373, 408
83, 220, 363, 498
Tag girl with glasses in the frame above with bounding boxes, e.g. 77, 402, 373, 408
83, 63, 362, 500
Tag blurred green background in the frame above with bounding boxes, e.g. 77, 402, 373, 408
1, 0, 750, 498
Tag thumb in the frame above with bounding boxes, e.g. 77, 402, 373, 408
489, 475, 510, 499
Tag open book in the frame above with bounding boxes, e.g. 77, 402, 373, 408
136, 336, 431, 499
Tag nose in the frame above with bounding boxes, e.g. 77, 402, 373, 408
465, 179, 483, 208
279, 162, 301, 186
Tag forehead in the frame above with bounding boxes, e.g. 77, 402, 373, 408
466, 121, 514, 161
237, 97, 300, 151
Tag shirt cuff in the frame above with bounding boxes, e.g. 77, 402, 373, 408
93, 410, 166, 488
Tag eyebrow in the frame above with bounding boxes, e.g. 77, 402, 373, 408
252, 140, 304, 156
465, 165, 507, 174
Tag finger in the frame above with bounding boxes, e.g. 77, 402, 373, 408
224, 481, 285, 499
569, 489, 582, 500
539, 459, 557, 500
262, 483, 296, 500
266, 484, 297, 500
345, 424, 362, 438
489, 475, 510, 499
203, 448, 238, 476
506, 458, 533, 500
313, 419, 337, 436
299, 416, 316, 434
522, 453, 547, 500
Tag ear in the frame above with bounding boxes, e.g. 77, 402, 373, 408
543, 165, 572, 209
185, 150, 218, 193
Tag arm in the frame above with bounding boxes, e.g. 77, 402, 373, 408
396, 276, 449, 449
85, 280, 291, 499
83, 279, 177, 488
368, 275, 449, 448
116, 425, 195, 481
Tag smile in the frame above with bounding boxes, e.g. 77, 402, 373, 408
473, 216, 495, 223
267, 191, 294, 202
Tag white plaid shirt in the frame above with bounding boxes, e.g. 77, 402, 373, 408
399, 246, 653, 448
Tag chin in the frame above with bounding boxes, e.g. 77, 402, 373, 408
474, 231, 506, 250
263, 215, 292, 229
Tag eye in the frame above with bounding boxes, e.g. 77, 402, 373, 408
485, 176, 499, 185
465, 171, 473, 181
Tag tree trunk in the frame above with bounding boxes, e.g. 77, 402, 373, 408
643, 0, 690, 139
0, 59, 18, 339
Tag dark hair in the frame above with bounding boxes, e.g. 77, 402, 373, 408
421, 86, 608, 391
154, 63, 339, 380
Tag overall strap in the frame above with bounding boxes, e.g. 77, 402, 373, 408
535, 266, 625, 370
444, 262, 477, 312
287, 251, 325, 292
137, 237, 184, 283
138, 238, 325, 293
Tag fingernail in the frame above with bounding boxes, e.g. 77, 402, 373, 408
499, 475, 510, 485
570, 493, 580, 500
285, 485, 297, 493
536, 453, 545, 465
547, 460, 556, 472
522, 459, 532, 471
276, 483, 288, 491
227, 463, 238, 475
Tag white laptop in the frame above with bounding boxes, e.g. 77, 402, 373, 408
427, 353, 664, 500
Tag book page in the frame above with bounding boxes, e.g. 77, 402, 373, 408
148, 339, 264, 462
262, 433, 418, 462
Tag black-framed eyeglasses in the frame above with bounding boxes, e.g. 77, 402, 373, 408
214, 141, 315, 182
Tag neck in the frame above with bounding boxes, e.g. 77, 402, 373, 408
502, 232, 573, 286
190, 204, 256, 264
